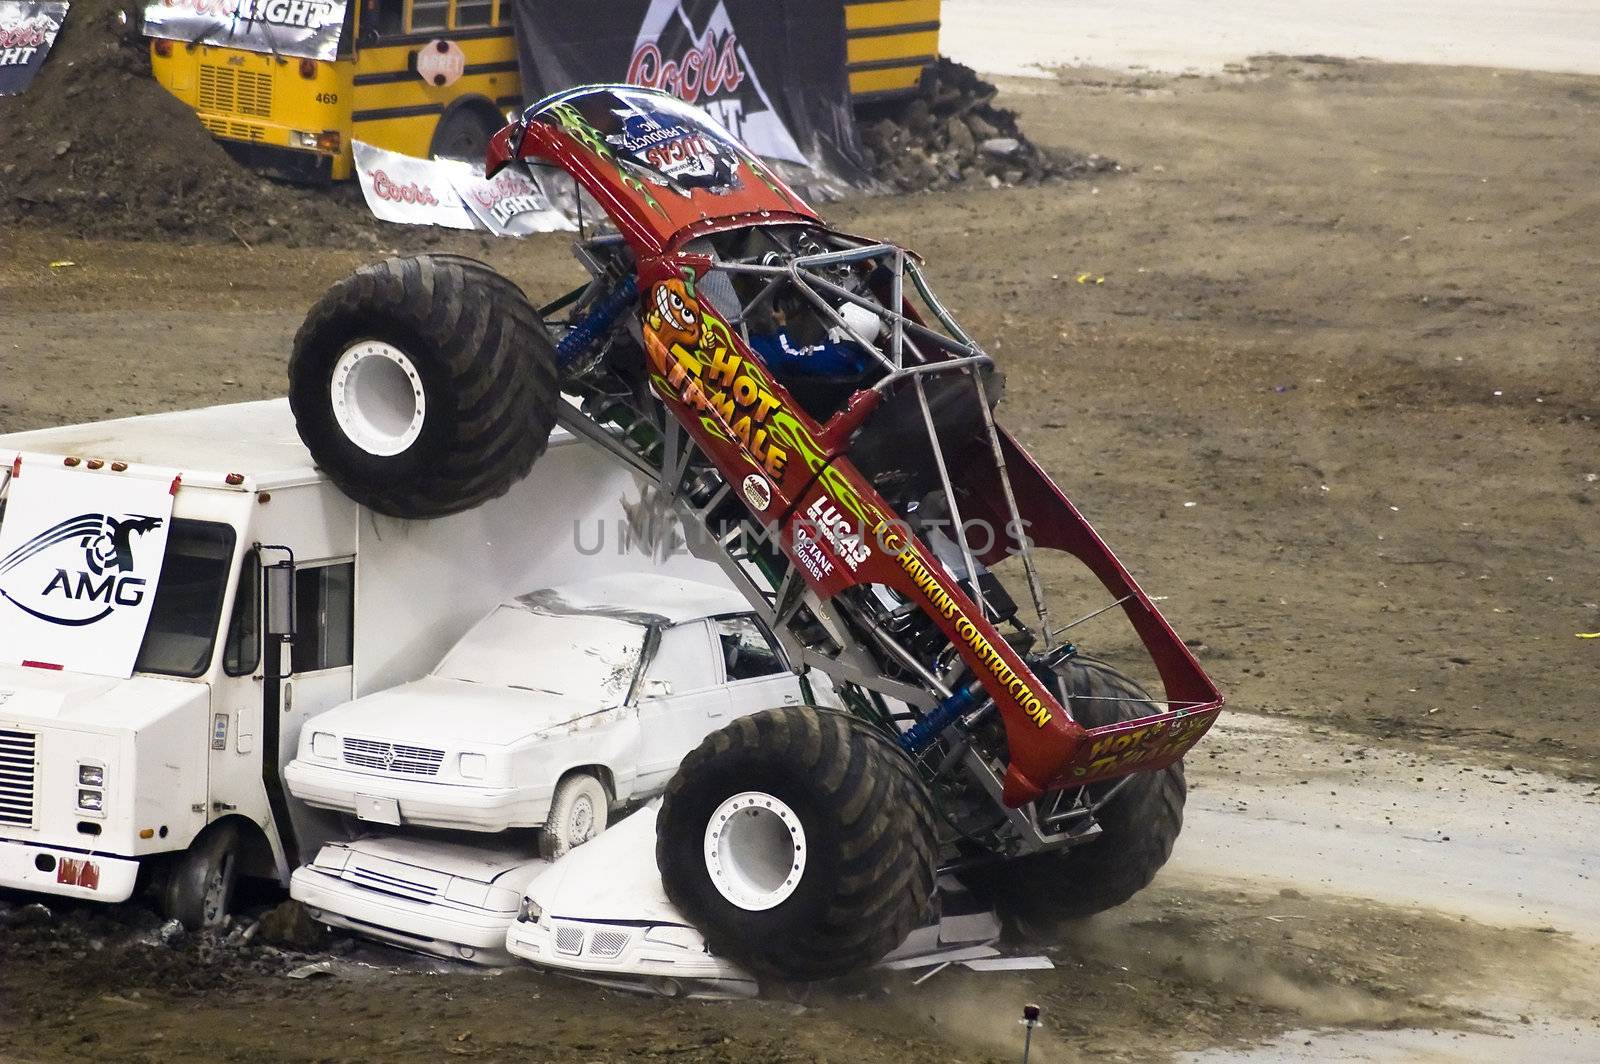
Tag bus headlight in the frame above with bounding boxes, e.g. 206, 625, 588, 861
77, 789, 104, 812
78, 763, 105, 787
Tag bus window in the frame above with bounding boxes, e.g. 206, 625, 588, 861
454, 0, 493, 28
406, 0, 449, 33
401, 0, 499, 33
363, 0, 404, 40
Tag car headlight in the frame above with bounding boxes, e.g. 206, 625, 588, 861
311, 732, 339, 759
77, 789, 104, 812
78, 763, 104, 787
458, 752, 488, 779
517, 896, 542, 924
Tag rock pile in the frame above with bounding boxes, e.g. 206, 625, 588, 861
856, 58, 1116, 191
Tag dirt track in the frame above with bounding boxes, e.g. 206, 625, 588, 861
2, 59, 1598, 1061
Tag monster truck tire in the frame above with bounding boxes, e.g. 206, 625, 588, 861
288, 254, 558, 518
961, 657, 1186, 927
656, 707, 938, 982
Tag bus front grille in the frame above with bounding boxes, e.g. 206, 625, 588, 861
198, 64, 273, 120
0, 728, 38, 830
200, 116, 268, 142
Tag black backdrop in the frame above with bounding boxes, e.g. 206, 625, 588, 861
511, 0, 869, 185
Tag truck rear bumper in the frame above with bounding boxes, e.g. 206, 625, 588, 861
291, 865, 516, 965
284, 758, 548, 832
0, 839, 139, 903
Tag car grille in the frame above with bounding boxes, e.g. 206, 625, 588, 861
342, 738, 445, 777
551, 923, 632, 959
554, 925, 584, 956
198, 64, 273, 119
347, 864, 440, 902
0, 728, 38, 829
589, 930, 631, 959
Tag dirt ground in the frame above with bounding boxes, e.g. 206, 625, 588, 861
2, 880, 1592, 1064
2, 58, 1598, 1061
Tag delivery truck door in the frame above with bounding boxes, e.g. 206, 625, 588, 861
287, 559, 356, 858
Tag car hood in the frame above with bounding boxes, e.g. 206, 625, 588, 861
305, 676, 612, 748
526, 805, 687, 925
320, 835, 547, 889
0, 664, 205, 732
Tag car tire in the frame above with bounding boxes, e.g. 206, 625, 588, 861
958, 656, 1186, 928
540, 771, 610, 861
656, 706, 938, 982
288, 254, 559, 519
162, 822, 242, 931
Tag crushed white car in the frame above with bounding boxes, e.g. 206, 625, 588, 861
284, 574, 806, 854
291, 835, 546, 966
506, 806, 758, 998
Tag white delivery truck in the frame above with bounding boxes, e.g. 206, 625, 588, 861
0, 399, 703, 927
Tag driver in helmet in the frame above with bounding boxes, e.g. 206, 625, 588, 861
746, 298, 882, 379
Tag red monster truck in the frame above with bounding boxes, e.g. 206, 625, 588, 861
287, 85, 1223, 982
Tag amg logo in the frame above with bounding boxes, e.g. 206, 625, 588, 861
41, 569, 147, 607
0, 512, 163, 627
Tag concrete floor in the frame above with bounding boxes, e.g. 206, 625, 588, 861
941, 0, 1600, 77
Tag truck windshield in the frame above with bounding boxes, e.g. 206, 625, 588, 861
134, 520, 237, 678
433, 607, 648, 707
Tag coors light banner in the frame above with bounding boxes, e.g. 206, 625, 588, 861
352, 140, 575, 236
142, 0, 347, 63
0, 1, 68, 97
512, 0, 869, 188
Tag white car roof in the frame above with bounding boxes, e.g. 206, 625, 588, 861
511, 572, 750, 627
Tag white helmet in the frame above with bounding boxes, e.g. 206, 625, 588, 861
835, 300, 883, 343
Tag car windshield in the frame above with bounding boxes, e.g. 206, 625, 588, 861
135, 520, 237, 678
433, 606, 648, 706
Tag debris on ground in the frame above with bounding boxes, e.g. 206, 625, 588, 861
256, 900, 329, 952
284, 960, 336, 980
855, 58, 1118, 191
0, 897, 308, 996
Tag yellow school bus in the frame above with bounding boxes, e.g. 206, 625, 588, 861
148, 0, 940, 183
844, 0, 941, 101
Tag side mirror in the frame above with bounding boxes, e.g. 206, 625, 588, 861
643, 677, 673, 699
264, 559, 296, 639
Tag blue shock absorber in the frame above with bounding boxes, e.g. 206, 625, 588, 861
555, 275, 639, 369
900, 680, 984, 753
